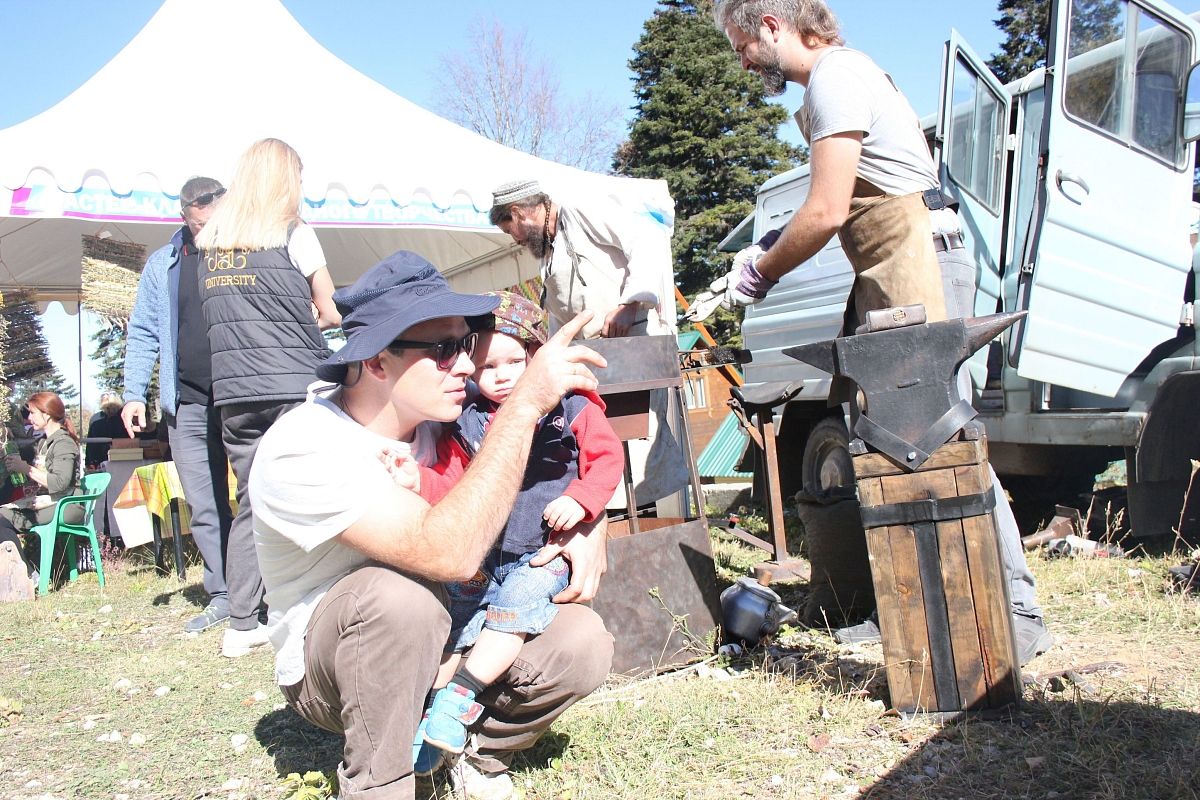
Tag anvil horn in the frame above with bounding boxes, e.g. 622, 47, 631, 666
963, 311, 1027, 358
782, 340, 837, 374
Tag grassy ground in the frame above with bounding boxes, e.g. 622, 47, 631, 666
1, 534, 1198, 800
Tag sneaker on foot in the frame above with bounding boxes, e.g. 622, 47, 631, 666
413, 707, 444, 776
221, 623, 270, 658
184, 601, 230, 633
424, 683, 484, 754
1013, 614, 1054, 665
448, 758, 515, 800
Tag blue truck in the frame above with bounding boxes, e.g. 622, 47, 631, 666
729, 0, 1200, 537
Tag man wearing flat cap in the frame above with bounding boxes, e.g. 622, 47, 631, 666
489, 178, 672, 340
249, 251, 612, 800
490, 179, 689, 509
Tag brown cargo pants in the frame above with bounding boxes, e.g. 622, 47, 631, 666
280, 564, 614, 799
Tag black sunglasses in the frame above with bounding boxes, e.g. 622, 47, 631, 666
386, 331, 478, 370
184, 187, 226, 209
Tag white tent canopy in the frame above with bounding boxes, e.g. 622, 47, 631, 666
0, 0, 674, 308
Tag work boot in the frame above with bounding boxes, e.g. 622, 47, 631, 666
833, 612, 881, 645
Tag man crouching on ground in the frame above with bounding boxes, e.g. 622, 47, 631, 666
249, 251, 614, 800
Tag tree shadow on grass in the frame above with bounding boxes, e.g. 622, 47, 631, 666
860, 698, 1200, 799
254, 706, 343, 777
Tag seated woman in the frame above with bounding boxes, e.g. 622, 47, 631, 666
1, 392, 83, 580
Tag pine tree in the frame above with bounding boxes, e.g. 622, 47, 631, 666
0, 291, 74, 401
617, 0, 801, 331
987, 0, 1051, 84
89, 323, 159, 416
90, 324, 126, 394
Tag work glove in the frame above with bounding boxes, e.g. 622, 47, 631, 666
684, 228, 784, 321
721, 245, 777, 308
683, 281, 725, 323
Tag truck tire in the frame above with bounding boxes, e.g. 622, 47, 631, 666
802, 417, 855, 494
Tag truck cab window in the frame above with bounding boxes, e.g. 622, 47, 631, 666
947, 55, 1006, 211
1064, 0, 1188, 165
1133, 9, 1188, 161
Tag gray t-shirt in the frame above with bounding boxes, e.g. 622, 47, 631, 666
796, 47, 939, 196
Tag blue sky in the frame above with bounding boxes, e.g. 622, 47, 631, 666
2, 0, 1192, 404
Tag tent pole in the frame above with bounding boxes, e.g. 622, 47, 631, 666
77, 295, 84, 435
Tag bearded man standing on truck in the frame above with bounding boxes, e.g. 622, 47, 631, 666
712, 0, 1053, 664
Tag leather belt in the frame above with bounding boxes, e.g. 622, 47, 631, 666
932, 232, 964, 252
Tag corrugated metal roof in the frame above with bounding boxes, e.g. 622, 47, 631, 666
696, 412, 752, 478
677, 330, 702, 350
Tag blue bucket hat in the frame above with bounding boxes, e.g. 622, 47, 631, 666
317, 251, 500, 382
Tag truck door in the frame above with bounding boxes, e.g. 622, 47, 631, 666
935, 31, 1010, 323
1010, 0, 1198, 397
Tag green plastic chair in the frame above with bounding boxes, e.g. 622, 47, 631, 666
28, 471, 111, 596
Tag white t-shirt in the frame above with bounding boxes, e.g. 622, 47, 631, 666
286, 223, 326, 278
249, 382, 439, 686
546, 194, 672, 340
796, 47, 939, 197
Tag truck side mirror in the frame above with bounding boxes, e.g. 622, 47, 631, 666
1184, 62, 1200, 143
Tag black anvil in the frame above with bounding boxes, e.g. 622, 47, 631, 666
784, 310, 1026, 471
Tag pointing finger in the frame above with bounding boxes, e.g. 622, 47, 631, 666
548, 311, 594, 345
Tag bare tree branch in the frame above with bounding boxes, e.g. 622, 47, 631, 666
434, 19, 624, 173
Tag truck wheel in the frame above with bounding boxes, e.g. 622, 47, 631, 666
803, 417, 855, 493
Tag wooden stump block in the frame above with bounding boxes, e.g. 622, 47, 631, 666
853, 432, 1019, 714
0, 540, 35, 603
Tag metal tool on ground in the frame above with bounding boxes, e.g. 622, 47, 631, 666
719, 570, 798, 647
1044, 535, 1124, 558
1168, 561, 1199, 592
785, 309, 1025, 715
1021, 505, 1083, 550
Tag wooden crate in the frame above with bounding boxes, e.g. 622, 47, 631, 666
853, 431, 1020, 714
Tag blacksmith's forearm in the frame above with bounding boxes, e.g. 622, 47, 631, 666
756, 206, 842, 282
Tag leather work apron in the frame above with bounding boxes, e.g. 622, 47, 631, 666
838, 179, 947, 334
830, 179, 948, 404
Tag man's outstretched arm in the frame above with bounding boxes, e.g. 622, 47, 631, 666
339, 312, 608, 581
